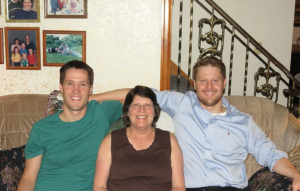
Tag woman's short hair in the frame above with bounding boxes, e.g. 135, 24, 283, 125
122, 86, 161, 128
13, 38, 20, 44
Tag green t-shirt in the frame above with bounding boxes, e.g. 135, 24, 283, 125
20, 59, 28, 66
25, 100, 122, 191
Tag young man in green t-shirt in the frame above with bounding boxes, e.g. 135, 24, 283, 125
17, 60, 122, 191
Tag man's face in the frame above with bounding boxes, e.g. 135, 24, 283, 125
25, 35, 30, 42
193, 65, 226, 113
59, 68, 93, 115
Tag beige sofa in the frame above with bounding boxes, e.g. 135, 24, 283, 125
0, 94, 49, 150
0, 94, 300, 190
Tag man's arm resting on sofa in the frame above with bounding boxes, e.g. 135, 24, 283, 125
272, 157, 300, 191
89, 88, 131, 104
17, 155, 42, 191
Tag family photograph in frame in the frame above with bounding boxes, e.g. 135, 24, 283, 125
0, 29, 3, 64
5, 27, 40, 70
44, 0, 87, 18
296, 0, 300, 27
294, 0, 300, 46
43, 30, 86, 66
5, 0, 40, 22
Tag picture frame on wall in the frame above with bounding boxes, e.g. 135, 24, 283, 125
5, 27, 41, 70
295, 0, 300, 26
5, 0, 40, 22
44, 0, 87, 18
0, 29, 3, 64
43, 30, 86, 66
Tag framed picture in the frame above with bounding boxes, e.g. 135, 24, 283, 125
5, 27, 41, 70
295, 0, 300, 26
5, 0, 40, 22
44, 0, 87, 18
0, 29, 3, 64
43, 30, 86, 66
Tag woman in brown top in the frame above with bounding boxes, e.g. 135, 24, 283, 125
93, 86, 185, 191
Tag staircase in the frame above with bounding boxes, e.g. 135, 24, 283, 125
168, 0, 300, 119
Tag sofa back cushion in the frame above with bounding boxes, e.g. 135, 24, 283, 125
0, 94, 48, 150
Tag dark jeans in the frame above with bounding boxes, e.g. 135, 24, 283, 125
186, 186, 250, 191
13, 62, 20, 66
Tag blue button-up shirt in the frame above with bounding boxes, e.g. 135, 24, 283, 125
153, 89, 287, 188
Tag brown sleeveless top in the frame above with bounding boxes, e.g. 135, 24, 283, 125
107, 127, 172, 191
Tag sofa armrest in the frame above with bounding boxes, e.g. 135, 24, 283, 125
288, 145, 300, 173
248, 167, 293, 191
284, 113, 300, 153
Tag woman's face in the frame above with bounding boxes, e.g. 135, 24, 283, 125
23, 0, 32, 11
128, 95, 155, 130
15, 39, 20, 45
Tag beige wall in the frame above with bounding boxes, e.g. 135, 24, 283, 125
171, 0, 295, 106
0, 0, 162, 95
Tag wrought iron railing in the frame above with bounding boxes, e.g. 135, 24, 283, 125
172, 0, 300, 119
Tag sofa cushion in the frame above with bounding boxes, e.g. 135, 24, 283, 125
0, 145, 26, 191
248, 167, 293, 191
0, 94, 49, 150
44, 90, 63, 117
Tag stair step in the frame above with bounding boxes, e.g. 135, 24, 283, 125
170, 74, 194, 92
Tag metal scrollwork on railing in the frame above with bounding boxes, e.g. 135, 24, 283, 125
198, 6, 226, 60
254, 61, 281, 103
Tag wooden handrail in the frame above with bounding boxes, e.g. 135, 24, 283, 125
160, 0, 172, 91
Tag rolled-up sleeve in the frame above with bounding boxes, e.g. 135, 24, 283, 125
246, 116, 287, 171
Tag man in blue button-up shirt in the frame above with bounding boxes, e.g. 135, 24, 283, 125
92, 56, 300, 191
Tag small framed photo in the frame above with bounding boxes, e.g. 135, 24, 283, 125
44, 0, 87, 18
5, 0, 40, 22
5, 27, 41, 70
295, 0, 300, 27
43, 30, 86, 66
0, 29, 3, 64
